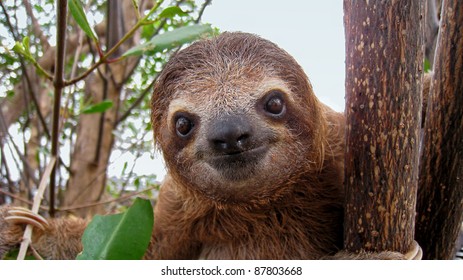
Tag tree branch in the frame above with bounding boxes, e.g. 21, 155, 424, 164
63, 0, 165, 87
343, 0, 424, 253
0, 1, 51, 140
416, 0, 463, 259
117, 0, 211, 125
49, 0, 68, 217
17, 157, 56, 260
58, 182, 159, 212
195, 0, 212, 24
0, 109, 39, 187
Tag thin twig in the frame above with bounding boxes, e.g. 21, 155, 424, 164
63, 0, 165, 87
17, 156, 56, 260
49, 0, 68, 217
0, 109, 39, 186
117, 0, 210, 125
0, 144, 14, 187
0, 1, 51, 139
116, 78, 157, 124
59, 182, 159, 212
29, 245, 44, 260
0, 189, 42, 209
195, 0, 212, 24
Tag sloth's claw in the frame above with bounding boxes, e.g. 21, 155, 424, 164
404, 240, 423, 260
5, 207, 49, 231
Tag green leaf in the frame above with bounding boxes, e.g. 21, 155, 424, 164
159, 6, 188, 19
22, 37, 30, 52
12, 38, 49, 77
81, 100, 113, 114
122, 24, 213, 57
424, 58, 431, 73
12, 42, 28, 58
121, 161, 128, 175
77, 198, 154, 260
12, 38, 35, 63
145, 122, 152, 131
33, 4, 44, 13
68, 0, 98, 41
2, 53, 18, 65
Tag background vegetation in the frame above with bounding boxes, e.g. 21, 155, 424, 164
0, 0, 214, 217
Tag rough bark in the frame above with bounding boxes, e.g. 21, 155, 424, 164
415, 0, 463, 260
343, 1, 424, 253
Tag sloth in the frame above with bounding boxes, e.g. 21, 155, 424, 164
0, 32, 417, 259
147, 32, 346, 259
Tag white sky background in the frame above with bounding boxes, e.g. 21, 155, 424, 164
123, 0, 347, 181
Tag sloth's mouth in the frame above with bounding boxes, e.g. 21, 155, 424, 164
206, 146, 268, 180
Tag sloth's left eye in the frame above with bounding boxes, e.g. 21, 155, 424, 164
175, 115, 194, 137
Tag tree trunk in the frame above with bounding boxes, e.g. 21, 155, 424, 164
62, 68, 121, 216
343, 0, 424, 253
415, 0, 463, 260
62, 1, 138, 216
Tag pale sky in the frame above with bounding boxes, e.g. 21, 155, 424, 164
140, 1, 347, 181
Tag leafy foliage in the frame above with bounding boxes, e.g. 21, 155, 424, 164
0, 0, 213, 216
81, 99, 113, 114
77, 198, 154, 260
68, 0, 98, 42
123, 24, 213, 57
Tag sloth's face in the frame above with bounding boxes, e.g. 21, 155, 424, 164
158, 75, 321, 203
152, 33, 324, 203
168, 77, 289, 181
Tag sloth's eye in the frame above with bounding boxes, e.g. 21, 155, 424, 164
176, 115, 194, 137
265, 96, 284, 115
264, 91, 286, 116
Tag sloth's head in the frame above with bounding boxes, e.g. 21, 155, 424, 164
152, 32, 326, 203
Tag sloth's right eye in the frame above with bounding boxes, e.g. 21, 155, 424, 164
262, 90, 287, 118
265, 95, 285, 115
175, 115, 194, 137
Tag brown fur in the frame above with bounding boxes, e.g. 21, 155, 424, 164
0, 206, 86, 259
148, 32, 345, 259
0, 32, 411, 260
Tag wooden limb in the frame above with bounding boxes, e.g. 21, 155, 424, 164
17, 157, 56, 260
415, 0, 463, 260
343, 0, 424, 253
49, 0, 68, 217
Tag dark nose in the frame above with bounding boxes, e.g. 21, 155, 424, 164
208, 115, 253, 154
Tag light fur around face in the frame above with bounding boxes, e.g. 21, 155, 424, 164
152, 32, 327, 204
148, 32, 345, 259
